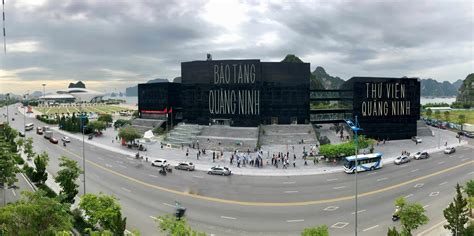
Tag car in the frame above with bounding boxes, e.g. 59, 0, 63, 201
19, 131, 25, 137
49, 137, 59, 144
411, 136, 422, 143
444, 147, 456, 154
394, 155, 410, 165
61, 136, 71, 143
413, 151, 429, 160
36, 127, 43, 135
175, 162, 195, 171
151, 159, 168, 167
207, 166, 231, 176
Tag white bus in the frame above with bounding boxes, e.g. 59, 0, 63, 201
343, 153, 383, 173
25, 123, 34, 131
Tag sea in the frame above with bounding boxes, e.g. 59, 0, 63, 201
106, 96, 457, 106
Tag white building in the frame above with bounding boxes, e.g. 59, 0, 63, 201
56, 88, 105, 103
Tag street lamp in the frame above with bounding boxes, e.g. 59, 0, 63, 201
23, 92, 29, 136
345, 116, 363, 236
80, 111, 86, 195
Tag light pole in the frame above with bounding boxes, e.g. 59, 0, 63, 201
42, 83, 46, 105
345, 116, 363, 236
80, 104, 86, 195
23, 92, 29, 135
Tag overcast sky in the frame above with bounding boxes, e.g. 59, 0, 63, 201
0, 0, 472, 94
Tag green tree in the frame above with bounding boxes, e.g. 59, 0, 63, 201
24, 137, 35, 161
301, 225, 329, 236
434, 110, 441, 120
98, 114, 113, 125
89, 120, 107, 133
157, 214, 206, 236
458, 114, 466, 125
0, 151, 20, 206
16, 137, 25, 153
0, 190, 72, 235
54, 156, 82, 204
387, 226, 401, 236
443, 184, 469, 235
397, 199, 429, 235
443, 111, 450, 122
426, 108, 432, 118
465, 180, 474, 217
79, 193, 125, 235
118, 126, 142, 143
33, 151, 49, 184
132, 110, 139, 118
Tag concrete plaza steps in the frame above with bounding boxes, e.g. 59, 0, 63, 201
197, 125, 259, 152
131, 118, 165, 134
260, 124, 317, 145
164, 124, 203, 146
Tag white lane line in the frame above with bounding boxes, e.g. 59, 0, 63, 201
411, 169, 419, 173
405, 194, 414, 198
193, 175, 204, 179
326, 178, 338, 182
377, 177, 388, 182
220, 216, 236, 220
163, 203, 175, 207
331, 222, 349, 229
439, 181, 448, 186
363, 225, 379, 232
286, 219, 304, 223
283, 181, 296, 184
105, 164, 113, 168
333, 186, 346, 190
11, 189, 16, 197
284, 190, 299, 194
121, 187, 131, 193
468, 171, 474, 175
351, 209, 366, 214
118, 164, 127, 168
438, 161, 445, 165
148, 174, 158, 178
149, 215, 162, 222
429, 192, 440, 197
324, 206, 339, 211
414, 183, 424, 188
423, 204, 430, 209
367, 172, 377, 176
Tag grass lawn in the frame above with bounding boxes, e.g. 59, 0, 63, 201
422, 110, 474, 124
35, 105, 133, 115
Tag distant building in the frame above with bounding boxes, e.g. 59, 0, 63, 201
56, 88, 105, 103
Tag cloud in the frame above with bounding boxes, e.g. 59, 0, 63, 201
0, 0, 472, 94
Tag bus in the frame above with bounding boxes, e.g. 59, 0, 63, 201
343, 153, 383, 173
25, 123, 34, 131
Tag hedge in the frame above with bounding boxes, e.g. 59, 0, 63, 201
319, 135, 374, 160
36, 115, 59, 124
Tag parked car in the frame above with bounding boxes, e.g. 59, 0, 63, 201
36, 127, 43, 135
207, 166, 231, 176
444, 147, 456, 154
413, 151, 429, 160
49, 137, 59, 144
19, 131, 25, 137
151, 159, 168, 167
411, 136, 422, 143
175, 162, 195, 171
394, 155, 410, 165
61, 136, 71, 143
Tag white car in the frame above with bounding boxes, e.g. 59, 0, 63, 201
394, 155, 410, 165
444, 147, 456, 154
151, 159, 168, 167
207, 166, 231, 176
61, 136, 71, 143
413, 151, 429, 160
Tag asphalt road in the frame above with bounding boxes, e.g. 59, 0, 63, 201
2, 105, 473, 235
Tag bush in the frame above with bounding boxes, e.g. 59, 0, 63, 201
114, 119, 131, 128
36, 115, 59, 124
152, 127, 164, 135
37, 184, 57, 198
319, 136, 374, 160
71, 208, 95, 234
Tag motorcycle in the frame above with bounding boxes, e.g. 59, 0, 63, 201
63, 142, 67, 147
392, 206, 400, 221
159, 168, 167, 176
165, 164, 173, 173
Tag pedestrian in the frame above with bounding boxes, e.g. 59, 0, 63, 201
313, 158, 316, 165
293, 162, 296, 168
445, 141, 448, 147
293, 154, 296, 161
112, 139, 114, 143
230, 154, 234, 164
213, 152, 215, 162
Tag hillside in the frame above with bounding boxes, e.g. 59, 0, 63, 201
420, 79, 459, 97
312, 66, 345, 89
281, 54, 324, 89
456, 73, 474, 103
125, 78, 168, 96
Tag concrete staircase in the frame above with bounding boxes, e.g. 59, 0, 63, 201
164, 124, 203, 146
260, 124, 317, 145
196, 125, 259, 152
417, 120, 433, 137
131, 118, 165, 134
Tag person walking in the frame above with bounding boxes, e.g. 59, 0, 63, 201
212, 152, 215, 163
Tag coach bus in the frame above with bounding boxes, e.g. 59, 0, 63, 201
343, 153, 383, 173
25, 123, 34, 131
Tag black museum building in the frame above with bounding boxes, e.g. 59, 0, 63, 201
138, 59, 420, 140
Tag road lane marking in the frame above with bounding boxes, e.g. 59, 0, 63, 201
461, 158, 468, 161
105, 164, 113, 168
326, 178, 338, 182
414, 183, 424, 188
439, 181, 448, 186
193, 175, 204, 179
118, 165, 127, 168
121, 187, 131, 193
55, 145, 474, 207
149, 215, 162, 222
411, 169, 419, 173
423, 204, 430, 209
333, 186, 346, 190
367, 172, 377, 176
286, 219, 304, 223
148, 174, 158, 178
468, 171, 474, 175
220, 216, 236, 220
351, 209, 366, 214
417, 219, 447, 236
438, 161, 445, 165
377, 177, 387, 182
283, 181, 296, 184
324, 206, 339, 211
429, 192, 439, 197
284, 191, 299, 194
331, 222, 349, 229
363, 225, 379, 232
163, 203, 175, 207
11, 189, 16, 197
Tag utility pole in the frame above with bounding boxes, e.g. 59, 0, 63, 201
345, 116, 362, 236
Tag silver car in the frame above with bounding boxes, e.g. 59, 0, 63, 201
207, 166, 231, 176
175, 162, 195, 171
394, 155, 410, 165
413, 151, 429, 160
444, 147, 455, 154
